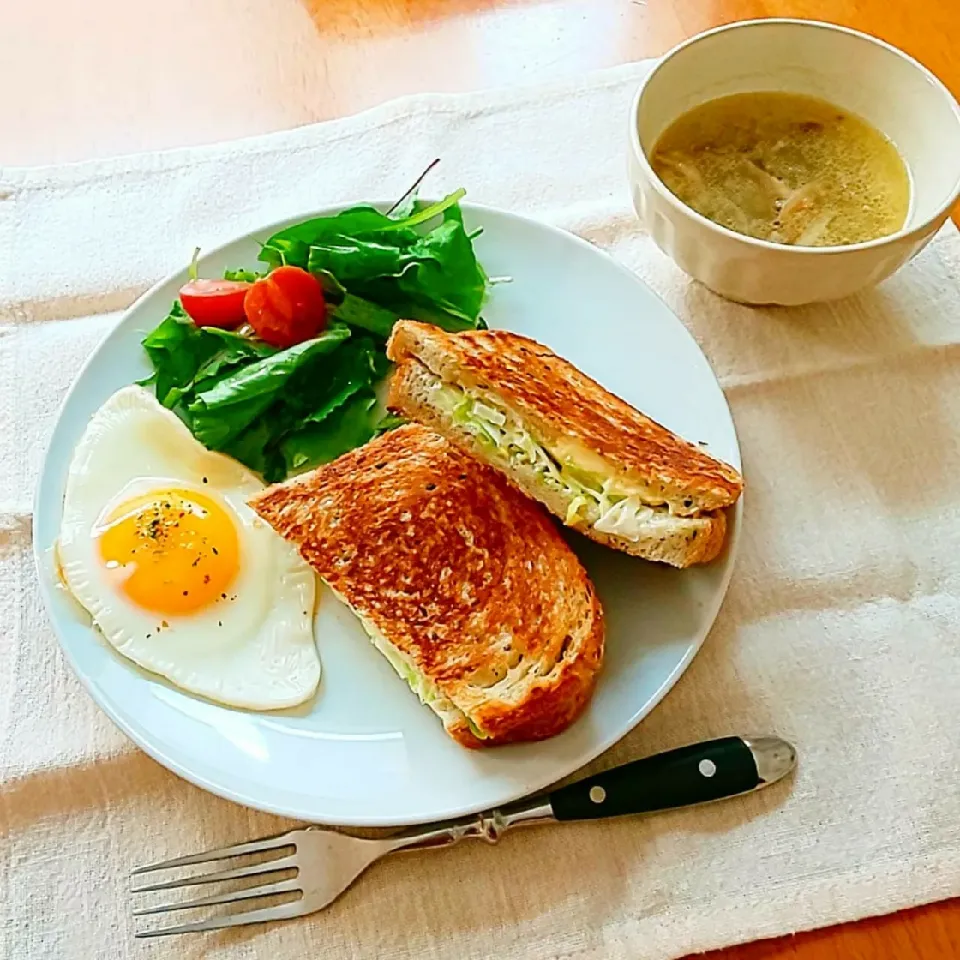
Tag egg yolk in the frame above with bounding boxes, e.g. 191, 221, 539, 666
96, 488, 240, 616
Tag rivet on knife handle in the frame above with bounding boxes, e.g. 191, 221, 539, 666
547, 736, 797, 822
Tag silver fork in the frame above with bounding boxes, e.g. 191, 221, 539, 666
132, 735, 796, 937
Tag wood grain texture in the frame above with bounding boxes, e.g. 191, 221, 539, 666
4, 0, 959, 167
2, 0, 958, 956
703, 898, 960, 960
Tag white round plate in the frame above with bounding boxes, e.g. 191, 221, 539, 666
34, 202, 741, 827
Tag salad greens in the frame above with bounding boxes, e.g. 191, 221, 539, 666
263, 188, 487, 334
141, 190, 488, 482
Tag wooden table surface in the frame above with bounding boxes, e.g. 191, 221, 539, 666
3, 0, 958, 956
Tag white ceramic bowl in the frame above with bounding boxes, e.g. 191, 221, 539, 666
628, 19, 960, 305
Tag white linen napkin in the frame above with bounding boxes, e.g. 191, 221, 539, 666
2, 60, 959, 960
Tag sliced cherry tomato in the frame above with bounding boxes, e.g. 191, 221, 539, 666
179, 279, 251, 329
243, 266, 327, 348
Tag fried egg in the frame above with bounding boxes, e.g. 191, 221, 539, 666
57, 385, 320, 710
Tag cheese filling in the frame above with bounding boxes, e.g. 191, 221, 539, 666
429, 381, 694, 543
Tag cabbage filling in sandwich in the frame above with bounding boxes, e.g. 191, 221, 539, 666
386, 321, 744, 568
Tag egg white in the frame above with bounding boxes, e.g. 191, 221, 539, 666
57, 385, 320, 710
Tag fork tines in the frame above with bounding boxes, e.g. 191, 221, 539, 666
131, 828, 307, 938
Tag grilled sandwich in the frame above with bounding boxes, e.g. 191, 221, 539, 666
386, 321, 743, 567
249, 423, 604, 747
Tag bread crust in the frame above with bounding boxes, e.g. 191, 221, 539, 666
388, 359, 730, 568
386, 321, 743, 513
249, 424, 604, 747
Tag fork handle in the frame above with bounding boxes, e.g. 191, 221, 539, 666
548, 736, 795, 821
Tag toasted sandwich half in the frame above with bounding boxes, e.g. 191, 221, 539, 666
386, 321, 743, 568
249, 423, 604, 748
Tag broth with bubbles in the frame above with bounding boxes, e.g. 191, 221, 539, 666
650, 92, 910, 247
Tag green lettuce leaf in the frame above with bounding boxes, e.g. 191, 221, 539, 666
400, 204, 487, 322
374, 413, 406, 435
260, 191, 485, 332
300, 337, 387, 425
192, 329, 276, 385
330, 294, 400, 339
306, 238, 404, 283
259, 190, 467, 270
141, 303, 216, 407
141, 302, 280, 408
187, 326, 350, 449
215, 338, 384, 481
260, 207, 410, 272
303, 198, 486, 332
221, 419, 285, 482
280, 391, 380, 476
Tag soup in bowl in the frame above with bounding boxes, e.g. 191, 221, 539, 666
628, 20, 960, 305
650, 91, 911, 248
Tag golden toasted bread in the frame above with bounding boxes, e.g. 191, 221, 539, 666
248, 424, 604, 748
386, 322, 742, 568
